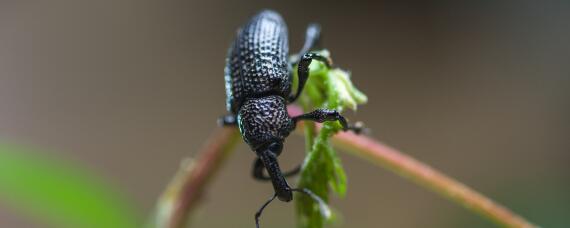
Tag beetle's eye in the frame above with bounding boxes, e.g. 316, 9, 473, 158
268, 143, 282, 153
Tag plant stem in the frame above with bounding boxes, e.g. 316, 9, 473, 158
330, 131, 536, 228
155, 106, 537, 228
155, 127, 240, 228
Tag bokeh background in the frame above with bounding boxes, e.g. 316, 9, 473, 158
1, 0, 569, 227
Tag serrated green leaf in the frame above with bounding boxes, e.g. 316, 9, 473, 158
0, 144, 140, 228
326, 69, 368, 111
294, 50, 367, 228
328, 145, 347, 197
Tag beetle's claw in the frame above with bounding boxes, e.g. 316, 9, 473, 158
345, 121, 369, 135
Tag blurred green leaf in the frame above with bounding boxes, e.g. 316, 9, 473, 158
294, 50, 367, 228
0, 144, 140, 228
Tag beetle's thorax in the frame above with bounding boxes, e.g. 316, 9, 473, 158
237, 95, 294, 151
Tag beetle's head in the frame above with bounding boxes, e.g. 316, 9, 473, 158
237, 95, 294, 154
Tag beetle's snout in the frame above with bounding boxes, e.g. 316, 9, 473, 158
277, 190, 293, 202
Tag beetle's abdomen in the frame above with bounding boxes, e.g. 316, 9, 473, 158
225, 10, 291, 113
237, 95, 293, 150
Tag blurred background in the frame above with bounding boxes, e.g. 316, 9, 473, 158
1, 0, 569, 227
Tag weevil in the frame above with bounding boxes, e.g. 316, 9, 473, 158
220, 10, 361, 227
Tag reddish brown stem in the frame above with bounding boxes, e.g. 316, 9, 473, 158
331, 131, 536, 228
155, 127, 240, 228
155, 106, 537, 228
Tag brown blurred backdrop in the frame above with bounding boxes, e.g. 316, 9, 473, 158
1, 0, 569, 227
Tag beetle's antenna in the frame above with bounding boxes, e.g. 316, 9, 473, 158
255, 193, 277, 228
292, 188, 332, 219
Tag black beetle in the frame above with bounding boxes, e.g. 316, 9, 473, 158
220, 10, 361, 227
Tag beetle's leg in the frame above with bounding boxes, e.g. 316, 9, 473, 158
293, 108, 347, 129
288, 53, 333, 102
300, 23, 322, 56
252, 158, 271, 181
217, 114, 237, 126
252, 158, 301, 181
284, 165, 301, 177
292, 109, 365, 134
290, 23, 322, 65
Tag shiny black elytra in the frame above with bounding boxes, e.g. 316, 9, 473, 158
220, 10, 359, 227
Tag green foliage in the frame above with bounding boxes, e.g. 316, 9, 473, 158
294, 50, 367, 228
0, 144, 140, 228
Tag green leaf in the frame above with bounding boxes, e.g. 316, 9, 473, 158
328, 144, 347, 197
0, 143, 140, 228
325, 69, 368, 111
295, 50, 367, 228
